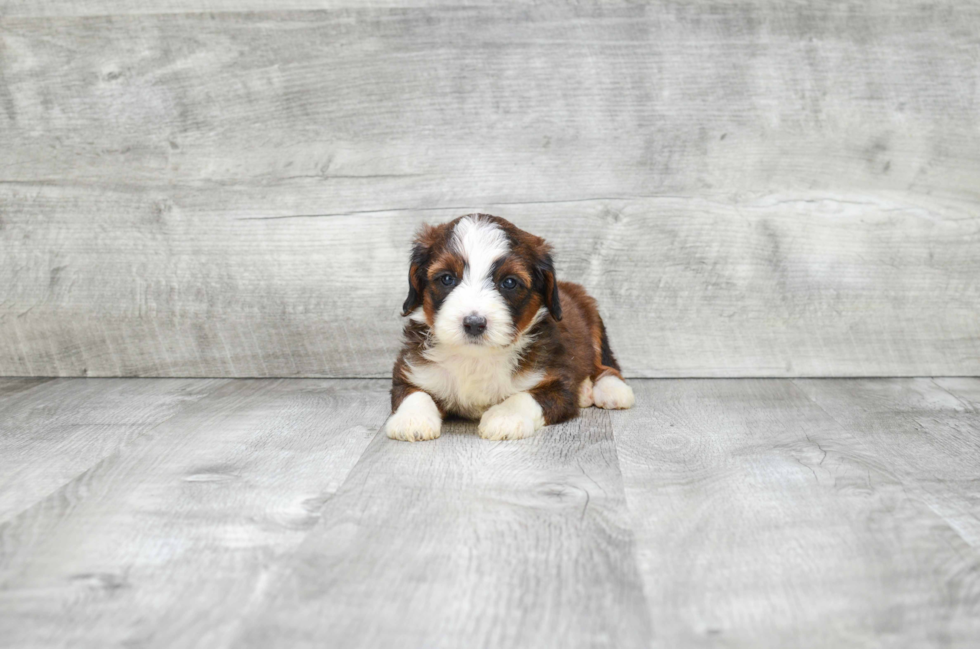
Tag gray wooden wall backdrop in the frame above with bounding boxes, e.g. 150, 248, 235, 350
1, 1, 978, 378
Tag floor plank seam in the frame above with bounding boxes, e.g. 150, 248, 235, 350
604, 400, 660, 645
929, 378, 980, 413
790, 378, 980, 553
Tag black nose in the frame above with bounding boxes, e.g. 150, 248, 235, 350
463, 315, 487, 337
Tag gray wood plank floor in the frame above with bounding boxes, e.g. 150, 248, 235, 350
1, 378, 978, 648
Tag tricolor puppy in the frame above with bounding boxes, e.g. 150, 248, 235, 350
386, 214, 634, 442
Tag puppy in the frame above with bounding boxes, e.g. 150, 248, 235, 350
386, 214, 634, 442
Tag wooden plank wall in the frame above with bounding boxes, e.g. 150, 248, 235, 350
1, 1, 978, 377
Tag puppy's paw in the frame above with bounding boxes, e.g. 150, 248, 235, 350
386, 414, 441, 442
577, 377, 594, 408
385, 392, 442, 442
479, 412, 534, 441
478, 392, 545, 441
592, 375, 635, 410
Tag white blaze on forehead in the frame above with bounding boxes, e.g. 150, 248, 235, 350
430, 215, 514, 349
451, 215, 510, 286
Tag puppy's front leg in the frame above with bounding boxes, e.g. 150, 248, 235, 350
478, 393, 543, 441
385, 391, 443, 442
479, 380, 577, 441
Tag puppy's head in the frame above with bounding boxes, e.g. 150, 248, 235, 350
401, 214, 561, 349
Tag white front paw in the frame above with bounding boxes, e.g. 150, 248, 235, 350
479, 410, 534, 441
385, 392, 442, 442
592, 375, 635, 410
478, 392, 544, 441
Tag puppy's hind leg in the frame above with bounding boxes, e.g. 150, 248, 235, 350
577, 377, 594, 408
592, 373, 635, 410
590, 318, 635, 410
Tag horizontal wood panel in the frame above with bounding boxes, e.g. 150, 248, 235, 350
2, 194, 977, 377
0, 0, 482, 16
1, 3, 978, 377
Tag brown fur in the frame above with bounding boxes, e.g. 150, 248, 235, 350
391, 215, 623, 426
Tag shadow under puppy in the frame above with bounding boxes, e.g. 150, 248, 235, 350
387, 214, 634, 442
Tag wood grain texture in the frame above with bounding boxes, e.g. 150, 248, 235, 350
0, 378, 223, 522
936, 378, 980, 407
1, 3, 979, 377
2, 196, 978, 378
0, 377, 51, 400
0, 379, 386, 649
1, 377, 979, 646
234, 407, 652, 649
0, 0, 483, 16
614, 379, 980, 648
795, 377, 980, 548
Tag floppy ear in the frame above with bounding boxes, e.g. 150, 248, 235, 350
535, 249, 562, 322
400, 225, 436, 316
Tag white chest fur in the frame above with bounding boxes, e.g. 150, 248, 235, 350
406, 346, 544, 419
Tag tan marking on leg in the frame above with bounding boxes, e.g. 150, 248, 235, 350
577, 377, 594, 408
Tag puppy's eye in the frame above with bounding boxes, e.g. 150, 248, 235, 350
439, 273, 456, 287
500, 277, 519, 290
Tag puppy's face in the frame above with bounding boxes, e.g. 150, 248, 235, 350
401, 214, 562, 350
